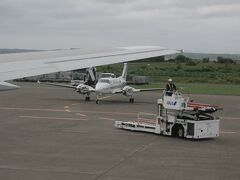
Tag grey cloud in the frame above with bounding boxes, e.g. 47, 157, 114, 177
0, 0, 239, 53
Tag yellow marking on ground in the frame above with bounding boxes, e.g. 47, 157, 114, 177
99, 117, 116, 121
64, 106, 69, 109
98, 96, 112, 100
65, 109, 71, 112
19, 115, 88, 121
0, 107, 136, 115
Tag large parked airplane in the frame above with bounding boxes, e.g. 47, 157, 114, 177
46, 63, 164, 103
0, 46, 182, 91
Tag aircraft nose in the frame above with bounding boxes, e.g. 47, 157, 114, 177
95, 83, 104, 93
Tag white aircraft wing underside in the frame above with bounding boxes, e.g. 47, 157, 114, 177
0, 46, 182, 90
0, 47, 181, 82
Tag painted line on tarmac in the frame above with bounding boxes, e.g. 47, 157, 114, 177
220, 130, 237, 134
98, 96, 112, 100
75, 113, 87, 117
80, 110, 136, 116
71, 103, 79, 106
99, 117, 116, 121
62, 130, 89, 133
19, 115, 88, 121
0, 107, 136, 115
221, 116, 240, 120
0, 107, 70, 113
0, 165, 101, 175
64, 105, 72, 112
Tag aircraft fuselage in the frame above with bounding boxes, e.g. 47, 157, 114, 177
95, 77, 126, 95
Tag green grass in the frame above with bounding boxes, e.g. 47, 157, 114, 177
98, 62, 240, 84
98, 62, 240, 95
133, 83, 240, 96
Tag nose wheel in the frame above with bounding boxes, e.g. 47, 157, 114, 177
85, 96, 90, 101
96, 95, 99, 104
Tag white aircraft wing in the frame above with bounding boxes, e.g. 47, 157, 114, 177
44, 82, 76, 89
43, 82, 95, 94
133, 87, 165, 92
0, 46, 182, 90
121, 86, 165, 94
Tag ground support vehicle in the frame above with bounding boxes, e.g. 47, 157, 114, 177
115, 92, 221, 139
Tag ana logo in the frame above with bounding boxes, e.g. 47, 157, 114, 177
167, 101, 177, 106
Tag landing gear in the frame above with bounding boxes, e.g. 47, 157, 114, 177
85, 96, 90, 101
96, 94, 100, 104
177, 127, 184, 138
129, 97, 134, 103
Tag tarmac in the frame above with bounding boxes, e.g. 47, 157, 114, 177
0, 82, 239, 180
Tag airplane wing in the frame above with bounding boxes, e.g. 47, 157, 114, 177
132, 87, 165, 92
118, 86, 165, 95
0, 46, 182, 90
44, 82, 76, 89
43, 82, 95, 94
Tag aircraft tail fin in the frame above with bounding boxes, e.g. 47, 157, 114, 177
121, 63, 128, 80
84, 67, 97, 87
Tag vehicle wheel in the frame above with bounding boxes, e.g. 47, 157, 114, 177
85, 96, 88, 101
177, 127, 184, 138
129, 98, 134, 103
96, 100, 99, 104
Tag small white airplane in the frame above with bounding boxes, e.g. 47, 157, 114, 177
0, 46, 182, 91
46, 63, 164, 104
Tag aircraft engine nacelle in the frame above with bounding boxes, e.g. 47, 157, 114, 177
76, 84, 90, 94
122, 86, 134, 96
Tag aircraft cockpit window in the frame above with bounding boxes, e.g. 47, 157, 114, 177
99, 79, 111, 84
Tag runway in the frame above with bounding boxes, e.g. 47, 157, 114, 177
0, 82, 239, 180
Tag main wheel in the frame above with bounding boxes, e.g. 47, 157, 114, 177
96, 99, 99, 104
177, 127, 184, 138
129, 98, 134, 103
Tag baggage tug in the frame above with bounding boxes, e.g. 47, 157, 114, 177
115, 92, 221, 139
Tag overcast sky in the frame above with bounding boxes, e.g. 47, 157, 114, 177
0, 0, 240, 53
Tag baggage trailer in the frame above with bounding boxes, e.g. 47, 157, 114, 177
115, 92, 221, 139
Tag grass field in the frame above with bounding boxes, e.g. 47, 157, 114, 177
133, 83, 240, 96
97, 61, 240, 95
98, 62, 240, 84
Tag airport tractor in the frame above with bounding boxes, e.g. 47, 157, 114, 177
115, 91, 221, 139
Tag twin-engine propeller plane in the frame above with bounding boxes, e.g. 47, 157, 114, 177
0, 46, 182, 91
46, 63, 164, 104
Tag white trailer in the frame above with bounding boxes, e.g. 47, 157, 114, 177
115, 92, 220, 139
